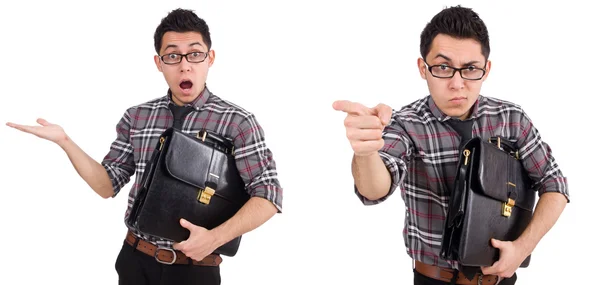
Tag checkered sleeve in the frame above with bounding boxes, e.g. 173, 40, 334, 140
355, 112, 413, 205
516, 108, 570, 202
101, 109, 136, 198
232, 113, 283, 213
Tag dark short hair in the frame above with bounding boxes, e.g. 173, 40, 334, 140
420, 6, 490, 61
154, 8, 212, 54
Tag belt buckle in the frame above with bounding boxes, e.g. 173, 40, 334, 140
477, 274, 501, 285
154, 246, 177, 265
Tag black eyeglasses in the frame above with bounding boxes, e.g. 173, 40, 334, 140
424, 60, 486, 80
159, 52, 209, 65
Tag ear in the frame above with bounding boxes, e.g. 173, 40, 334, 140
418, 58, 427, 80
207, 50, 216, 67
482, 59, 492, 81
154, 55, 163, 72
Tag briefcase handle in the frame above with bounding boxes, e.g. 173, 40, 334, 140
488, 136, 519, 158
196, 129, 235, 155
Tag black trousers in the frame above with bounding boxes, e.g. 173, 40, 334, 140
114, 241, 221, 285
414, 269, 517, 285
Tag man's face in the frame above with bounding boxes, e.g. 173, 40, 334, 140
154, 31, 215, 106
418, 34, 491, 120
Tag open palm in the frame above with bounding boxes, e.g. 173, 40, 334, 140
6, 118, 68, 144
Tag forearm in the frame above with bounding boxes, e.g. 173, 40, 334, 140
210, 197, 278, 247
58, 136, 114, 198
352, 152, 392, 201
515, 192, 568, 255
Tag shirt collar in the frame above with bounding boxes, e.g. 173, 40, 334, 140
427, 95, 482, 122
166, 85, 211, 110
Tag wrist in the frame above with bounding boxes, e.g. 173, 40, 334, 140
513, 237, 535, 257
208, 228, 226, 249
57, 134, 71, 149
354, 151, 380, 160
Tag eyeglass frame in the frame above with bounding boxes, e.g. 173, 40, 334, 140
423, 59, 487, 80
158, 51, 210, 65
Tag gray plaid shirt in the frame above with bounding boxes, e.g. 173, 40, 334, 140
356, 95, 570, 269
102, 87, 283, 248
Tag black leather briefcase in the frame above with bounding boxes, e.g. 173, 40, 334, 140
127, 127, 250, 257
440, 136, 536, 268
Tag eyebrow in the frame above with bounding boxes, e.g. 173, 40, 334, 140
433, 53, 482, 66
163, 42, 205, 52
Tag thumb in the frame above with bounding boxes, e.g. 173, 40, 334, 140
173, 240, 186, 250
490, 238, 506, 249
372, 103, 393, 125
180, 218, 195, 230
37, 118, 51, 126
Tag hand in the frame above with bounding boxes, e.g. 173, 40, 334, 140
481, 238, 528, 278
6, 118, 68, 145
332, 100, 393, 157
173, 218, 219, 262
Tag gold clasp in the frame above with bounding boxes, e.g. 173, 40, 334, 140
488, 137, 501, 149
159, 137, 165, 150
196, 131, 235, 155
197, 186, 215, 204
502, 198, 515, 217
463, 149, 471, 166
196, 131, 207, 142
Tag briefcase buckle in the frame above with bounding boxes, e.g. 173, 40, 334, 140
197, 131, 235, 154
198, 131, 208, 142
198, 187, 216, 204
502, 198, 515, 217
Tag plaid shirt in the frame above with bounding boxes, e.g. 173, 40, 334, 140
102, 87, 283, 248
356, 95, 570, 269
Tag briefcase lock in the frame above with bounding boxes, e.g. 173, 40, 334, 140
198, 187, 216, 204
502, 198, 515, 217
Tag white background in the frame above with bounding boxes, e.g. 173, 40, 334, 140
1, 0, 598, 284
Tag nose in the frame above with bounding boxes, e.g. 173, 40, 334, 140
179, 57, 192, 73
449, 70, 465, 90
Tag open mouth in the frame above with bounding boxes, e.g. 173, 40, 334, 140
179, 80, 193, 90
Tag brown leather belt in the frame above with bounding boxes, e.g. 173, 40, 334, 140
125, 230, 222, 266
414, 261, 500, 285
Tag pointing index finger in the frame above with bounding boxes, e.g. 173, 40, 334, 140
332, 100, 372, 116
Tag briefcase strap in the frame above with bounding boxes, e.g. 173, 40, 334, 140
414, 261, 501, 285
125, 231, 222, 266
488, 136, 519, 158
